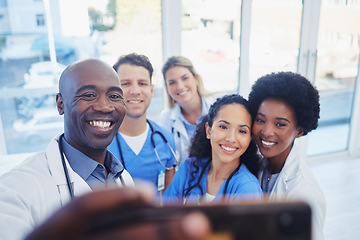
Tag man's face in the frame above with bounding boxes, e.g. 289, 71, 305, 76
116, 64, 154, 119
57, 60, 126, 154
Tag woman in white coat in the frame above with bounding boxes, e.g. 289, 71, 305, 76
248, 72, 326, 240
159, 56, 222, 165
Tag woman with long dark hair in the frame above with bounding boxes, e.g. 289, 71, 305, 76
163, 94, 263, 204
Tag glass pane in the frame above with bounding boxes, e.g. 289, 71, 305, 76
249, 0, 303, 85
0, 0, 163, 154
306, 1, 360, 156
181, 0, 240, 94
99, 0, 163, 121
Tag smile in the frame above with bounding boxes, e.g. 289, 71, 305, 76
261, 139, 276, 146
88, 120, 112, 128
220, 145, 237, 152
128, 100, 142, 104
177, 90, 188, 96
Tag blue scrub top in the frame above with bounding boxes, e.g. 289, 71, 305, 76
108, 120, 176, 190
163, 157, 263, 205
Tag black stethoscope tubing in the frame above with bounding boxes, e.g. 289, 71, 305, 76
58, 133, 125, 200
58, 133, 75, 199
184, 158, 242, 202
116, 119, 177, 170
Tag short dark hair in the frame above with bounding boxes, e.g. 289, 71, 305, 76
248, 72, 320, 136
113, 53, 154, 81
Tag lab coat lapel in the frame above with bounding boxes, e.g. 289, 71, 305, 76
268, 140, 301, 200
46, 135, 91, 204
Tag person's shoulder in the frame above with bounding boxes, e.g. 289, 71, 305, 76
178, 157, 197, 170
107, 132, 119, 152
148, 120, 173, 137
234, 164, 260, 183
10, 151, 49, 174
0, 151, 56, 198
159, 107, 174, 127
291, 163, 324, 194
160, 106, 175, 117
160, 104, 179, 119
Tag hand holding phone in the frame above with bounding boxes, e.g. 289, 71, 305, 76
87, 200, 311, 240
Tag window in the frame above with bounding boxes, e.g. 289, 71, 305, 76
36, 14, 45, 26
0, 0, 162, 155
181, 0, 240, 94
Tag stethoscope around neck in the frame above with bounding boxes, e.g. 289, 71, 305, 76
183, 158, 242, 203
58, 133, 125, 200
116, 119, 178, 171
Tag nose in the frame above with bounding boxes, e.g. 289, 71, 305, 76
261, 123, 274, 137
92, 96, 115, 113
225, 129, 236, 142
176, 80, 184, 90
129, 84, 141, 95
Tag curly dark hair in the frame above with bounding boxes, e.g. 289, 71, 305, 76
248, 72, 320, 136
188, 94, 260, 177
113, 53, 153, 81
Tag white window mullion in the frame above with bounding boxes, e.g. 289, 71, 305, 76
297, 0, 322, 82
161, 0, 182, 62
0, 114, 7, 156
237, 0, 252, 98
348, 59, 360, 157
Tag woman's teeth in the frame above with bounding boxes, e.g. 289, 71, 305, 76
221, 145, 236, 152
262, 140, 275, 146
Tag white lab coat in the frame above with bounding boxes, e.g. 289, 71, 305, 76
159, 94, 222, 165
0, 135, 134, 240
258, 140, 326, 240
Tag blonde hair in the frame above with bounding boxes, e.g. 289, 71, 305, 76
162, 56, 210, 108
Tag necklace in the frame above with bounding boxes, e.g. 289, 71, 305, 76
261, 169, 273, 192
267, 174, 271, 181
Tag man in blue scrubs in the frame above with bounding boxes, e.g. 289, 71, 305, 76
108, 53, 177, 194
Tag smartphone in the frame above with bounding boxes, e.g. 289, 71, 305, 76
86, 201, 311, 240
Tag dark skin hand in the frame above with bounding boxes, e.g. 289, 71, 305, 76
25, 186, 211, 240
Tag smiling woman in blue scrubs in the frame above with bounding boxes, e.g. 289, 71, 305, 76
163, 94, 263, 205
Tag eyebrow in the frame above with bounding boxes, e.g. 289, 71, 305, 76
75, 85, 96, 95
75, 85, 123, 95
257, 113, 291, 123
167, 73, 189, 81
109, 86, 123, 95
218, 120, 250, 130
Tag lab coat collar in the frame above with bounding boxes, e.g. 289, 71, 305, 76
168, 104, 189, 142
260, 140, 301, 198
46, 134, 91, 198
278, 140, 301, 183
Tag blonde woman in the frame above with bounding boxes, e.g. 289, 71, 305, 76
159, 56, 222, 165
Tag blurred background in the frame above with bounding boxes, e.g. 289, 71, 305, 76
1, 0, 359, 157
0, 0, 359, 238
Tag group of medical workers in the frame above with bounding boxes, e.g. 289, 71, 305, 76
0, 53, 326, 240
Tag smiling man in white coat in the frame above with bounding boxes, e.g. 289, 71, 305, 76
0, 58, 134, 240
